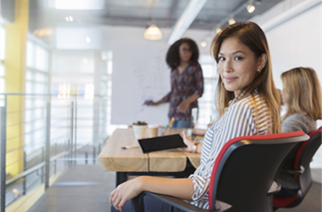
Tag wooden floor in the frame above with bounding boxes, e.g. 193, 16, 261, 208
17, 165, 321, 212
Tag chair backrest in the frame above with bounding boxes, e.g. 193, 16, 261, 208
294, 127, 322, 196
208, 131, 309, 212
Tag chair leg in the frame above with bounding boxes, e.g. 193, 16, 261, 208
132, 192, 146, 212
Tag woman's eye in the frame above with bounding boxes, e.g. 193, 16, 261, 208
235, 56, 243, 60
218, 57, 225, 61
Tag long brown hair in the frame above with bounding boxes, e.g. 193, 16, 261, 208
211, 22, 281, 134
281, 67, 322, 121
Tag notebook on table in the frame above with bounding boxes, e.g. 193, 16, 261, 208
138, 134, 187, 153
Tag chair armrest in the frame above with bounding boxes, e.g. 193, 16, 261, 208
132, 191, 220, 212
281, 165, 305, 175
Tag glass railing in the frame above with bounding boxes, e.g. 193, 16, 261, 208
0, 93, 107, 210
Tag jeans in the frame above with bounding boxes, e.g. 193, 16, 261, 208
171, 119, 192, 128
111, 195, 186, 212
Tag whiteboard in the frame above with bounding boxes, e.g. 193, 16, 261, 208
111, 42, 171, 125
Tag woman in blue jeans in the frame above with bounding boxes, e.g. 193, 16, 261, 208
111, 22, 281, 212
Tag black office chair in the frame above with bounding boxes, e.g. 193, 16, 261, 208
273, 127, 322, 209
132, 131, 309, 212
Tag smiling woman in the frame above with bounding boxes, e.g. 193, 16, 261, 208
217, 37, 267, 97
110, 22, 281, 212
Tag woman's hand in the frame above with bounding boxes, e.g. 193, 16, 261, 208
181, 130, 194, 152
109, 177, 144, 211
144, 100, 161, 106
177, 100, 190, 113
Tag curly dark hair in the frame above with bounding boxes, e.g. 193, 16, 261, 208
166, 38, 199, 70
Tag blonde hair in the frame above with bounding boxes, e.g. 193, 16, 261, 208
281, 67, 322, 121
211, 22, 281, 134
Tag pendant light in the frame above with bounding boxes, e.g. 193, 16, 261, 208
144, 0, 162, 41
144, 24, 162, 40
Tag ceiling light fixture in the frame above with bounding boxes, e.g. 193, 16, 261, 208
69, 16, 73, 21
86, 37, 91, 43
216, 28, 222, 34
144, 24, 162, 40
247, 0, 255, 13
168, 0, 208, 45
33, 28, 54, 37
200, 41, 207, 47
247, 4, 255, 13
228, 17, 236, 25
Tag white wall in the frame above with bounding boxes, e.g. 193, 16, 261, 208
251, 0, 322, 168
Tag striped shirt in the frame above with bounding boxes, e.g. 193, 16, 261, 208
188, 89, 271, 209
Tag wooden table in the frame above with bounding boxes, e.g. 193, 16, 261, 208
98, 128, 201, 186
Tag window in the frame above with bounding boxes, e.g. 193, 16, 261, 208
101, 51, 127, 136
24, 37, 49, 154
196, 54, 218, 128
0, 25, 6, 106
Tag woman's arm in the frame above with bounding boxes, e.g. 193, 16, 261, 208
110, 176, 194, 211
145, 98, 164, 106
177, 64, 204, 113
177, 94, 200, 113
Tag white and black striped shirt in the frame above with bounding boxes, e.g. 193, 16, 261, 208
188, 89, 271, 209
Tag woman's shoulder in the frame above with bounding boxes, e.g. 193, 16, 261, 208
284, 113, 309, 122
229, 92, 267, 116
283, 113, 317, 127
282, 113, 317, 133
231, 93, 261, 109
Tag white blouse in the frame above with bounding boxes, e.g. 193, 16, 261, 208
188, 89, 271, 209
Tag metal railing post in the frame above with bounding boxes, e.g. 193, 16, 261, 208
70, 102, 74, 165
0, 103, 7, 212
45, 101, 51, 189
93, 146, 96, 164
22, 151, 27, 195
41, 147, 45, 183
74, 99, 77, 164
54, 143, 57, 175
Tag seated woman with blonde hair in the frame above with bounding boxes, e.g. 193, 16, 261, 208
280, 67, 322, 134
276, 67, 322, 197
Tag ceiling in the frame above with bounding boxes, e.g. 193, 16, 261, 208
28, 0, 284, 37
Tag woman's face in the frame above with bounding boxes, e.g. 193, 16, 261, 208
218, 37, 262, 97
179, 42, 192, 63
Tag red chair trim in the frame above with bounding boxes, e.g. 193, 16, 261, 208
208, 131, 305, 209
273, 128, 321, 208
293, 129, 322, 180
273, 194, 299, 207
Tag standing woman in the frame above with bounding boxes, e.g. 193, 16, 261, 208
276, 67, 322, 197
111, 22, 281, 212
145, 38, 204, 128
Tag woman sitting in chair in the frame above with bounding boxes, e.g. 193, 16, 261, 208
276, 67, 322, 197
280, 67, 322, 134
110, 22, 281, 212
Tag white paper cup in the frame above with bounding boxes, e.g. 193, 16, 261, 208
133, 125, 147, 139
148, 124, 159, 138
